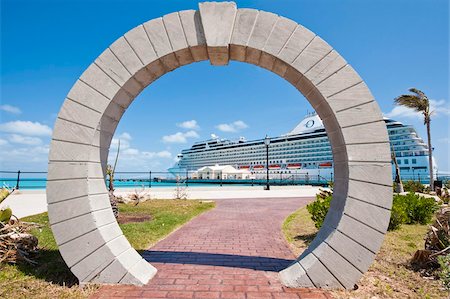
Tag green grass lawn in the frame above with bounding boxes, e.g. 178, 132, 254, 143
0, 199, 215, 299
282, 206, 448, 299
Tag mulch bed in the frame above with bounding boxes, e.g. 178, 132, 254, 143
117, 214, 151, 224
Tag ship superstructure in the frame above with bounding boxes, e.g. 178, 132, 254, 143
169, 113, 433, 182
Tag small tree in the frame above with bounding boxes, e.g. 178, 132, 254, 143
394, 88, 434, 190
106, 140, 120, 218
391, 145, 404, 193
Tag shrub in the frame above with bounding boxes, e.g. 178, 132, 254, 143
403, 180, 425, 193
437, 254, 450, 290
388, 196, 408, 230
394, 192, 439, 225
306, 189, 332, 229
307, 190, 438, 231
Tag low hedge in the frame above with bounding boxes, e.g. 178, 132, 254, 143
307, 191, 438, 231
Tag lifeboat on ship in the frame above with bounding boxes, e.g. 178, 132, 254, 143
239, 165, 250, 169
319, 162, 332, 168
253, 165, 264, 170
287, 163, 302, 169
269, 164, 281, 169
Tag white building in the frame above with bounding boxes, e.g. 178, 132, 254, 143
193, 165, 252, 180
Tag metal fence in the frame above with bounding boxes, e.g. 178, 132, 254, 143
1, 170, 447, 190
1, 170, 334, 190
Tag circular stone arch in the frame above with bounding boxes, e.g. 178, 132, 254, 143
47, 2, 392, 289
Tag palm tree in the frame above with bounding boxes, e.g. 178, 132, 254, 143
394, 88, 434, 190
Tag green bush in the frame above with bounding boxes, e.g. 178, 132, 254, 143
395, 192, 438, 225
403, 180, 425, 193
307, 191, 438, 231
438, 254, 450, 290
306, 190, 332, 229
388, 196, 408, 230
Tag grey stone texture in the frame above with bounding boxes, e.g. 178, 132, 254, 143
48, 1, 392, 288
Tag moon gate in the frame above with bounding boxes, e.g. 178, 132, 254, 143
47, 2, 392, 288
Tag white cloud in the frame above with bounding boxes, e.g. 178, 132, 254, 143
0, 138, 8, 146
0, 104, 21, 114
177, 120, 199, 130
162, 130, 199, 143
118, 132, 132, 140
9, 134, 42, 145
0, 120, 52, 136
215, 120, 249, 132
142, 150, 172, 159
385, 99, 450, 119
107, 132, 173, 170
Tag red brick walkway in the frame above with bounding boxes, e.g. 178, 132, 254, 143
91, 197, 332, 299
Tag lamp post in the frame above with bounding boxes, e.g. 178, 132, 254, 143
264, 135, 270, 190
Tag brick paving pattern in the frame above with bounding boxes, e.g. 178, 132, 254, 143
91, 197, 333, 298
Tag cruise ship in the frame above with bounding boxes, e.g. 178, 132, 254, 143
169, 113, 434, 182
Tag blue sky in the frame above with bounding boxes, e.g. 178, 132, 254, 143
1, 0, 449, 174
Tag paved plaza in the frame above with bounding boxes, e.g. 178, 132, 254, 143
91, 197, 332, 298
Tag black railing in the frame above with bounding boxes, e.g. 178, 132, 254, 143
1, 170, 445, 190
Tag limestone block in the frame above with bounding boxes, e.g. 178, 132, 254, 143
258, 52, 276, 71
119, 258, 157, 285
89, 247, 142, 283
271, 58, 289, 77
310, 53, 347, 85
327, 81, 374, 112
179, 10, 208, 61
46, 178, 88, 204
92, 128, 114, 148
344, 197, 391, 232
283, 65, 302, 86
110, 37, 143, 75
317, 64, 362, 98
337, 214, 385, 253
347, 179, 393, 209
313, 242, 362, 289
341, 121, 389, 144
278, 25, 315, 64
325, 229, 376, 273
88, 161, 104, 178
73, 236, 132, 282
305, 50, 347, 85
121, 77, 144, 98
67, 80, 111, 113
80, 63, 121, 100
348, 162, 392, 187
199, 2, 237, 65
48, 193, 111, 225
59, 99, 102, 129
59, 223, 123, 267
163, 12, 194, 66
88, 178, 107, 195
124, 25, 158, 65
52, 118, 95, 145
112, 88, 134, 109
299, 252, 342, 288
49, 140, 93, 162
246, 11, 278, 64
47, 162, 88, 181
229, 8, 259, 61
345, 143, 391, 162
292, 36, 332, 74
279, 262, 315, 288
143, 18, 173, 58
335, 101, 382, 127
263, 17, 297, 56
103, 101, 126, 122
95, 48, 131, 86
98, 115, 119, 135
52, 208, 116, 246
